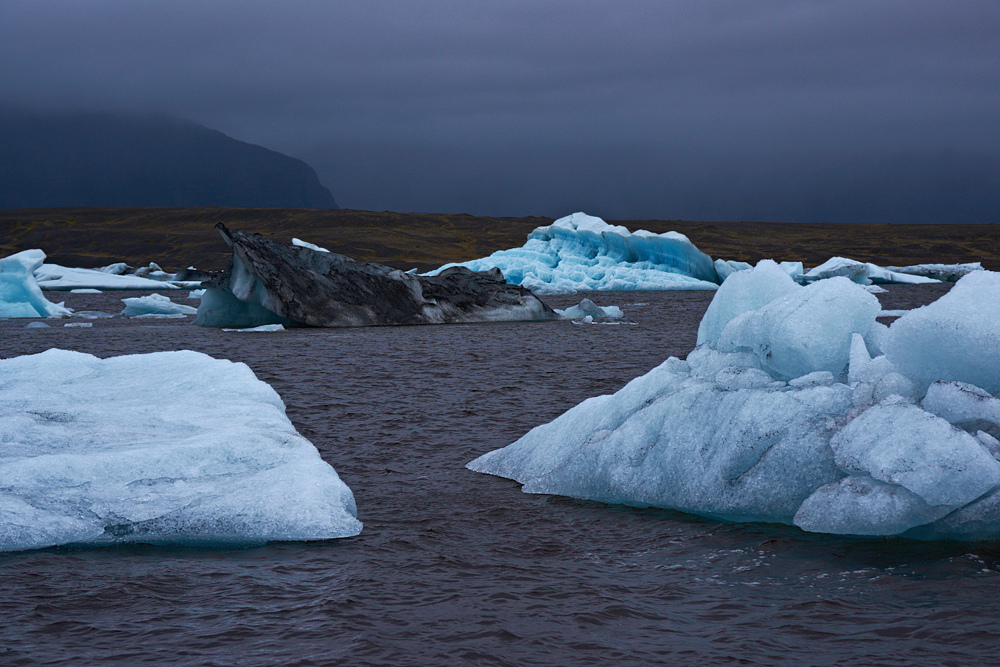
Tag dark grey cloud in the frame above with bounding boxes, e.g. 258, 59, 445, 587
2, 1, 998, 221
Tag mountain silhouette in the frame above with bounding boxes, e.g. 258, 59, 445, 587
0, 111, 337, 209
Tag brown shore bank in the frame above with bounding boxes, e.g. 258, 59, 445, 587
1, 206, 997, 274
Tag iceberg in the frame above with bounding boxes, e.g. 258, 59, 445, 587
292, 238, 330, 253
423, 212, 972, 293
555, 298, 624, 319
196, 224, 557, 328
0, 349, 361, 551
801, 257, 941, 285
0, 250, 72, 318
469, 265, 1000, 540
121, 293, 199, 317
33, 262, 185, 291
426, 212, 720, 294
885, 262, 984, 282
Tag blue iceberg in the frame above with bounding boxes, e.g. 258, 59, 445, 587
426, 212, 720, 294
0, 250, 72, 318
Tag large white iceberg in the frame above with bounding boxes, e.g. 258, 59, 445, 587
0, 349, 361, 551
469, 265, 1000, 540
426, 212, 720, 294
0, 250, 72, 318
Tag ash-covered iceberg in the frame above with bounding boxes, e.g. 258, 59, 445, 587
469, 263, 1000, 540
195, 224, 556, 328
0, 250, 72, 318
426, 212, 720, 294
0, 349, 361, 551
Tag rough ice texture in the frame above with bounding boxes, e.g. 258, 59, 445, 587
0, 250, 72, 318
885, 271, 1000, 393
0, 349, 361, 551
196, 224, 557, 328
426, 212, 720, 294
556, 298, 623, 319
121, 293, 199, 317
469, 266, 1000, 540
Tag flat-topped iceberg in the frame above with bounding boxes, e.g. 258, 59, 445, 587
121, 293, 199, 317
801, 257, 941, 285
0, 349, 361, 551
426, 212, 720, 294
0, 250, 72, 318
469, 264, 1000, 540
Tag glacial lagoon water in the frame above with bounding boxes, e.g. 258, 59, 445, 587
3, 285, 1000, 666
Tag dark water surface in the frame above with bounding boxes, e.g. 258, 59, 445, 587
3, 285, 1000, 666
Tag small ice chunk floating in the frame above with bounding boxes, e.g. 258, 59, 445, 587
469, 263, 1000, 540
195, 224, 557, 328
0, 349, 362, 551
555, 298, 624, 320
121, 293, 199, 317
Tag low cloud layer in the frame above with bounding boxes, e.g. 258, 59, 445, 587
2, 1, 998, 221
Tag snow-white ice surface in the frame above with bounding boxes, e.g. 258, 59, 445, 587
34, 263, 183, 291
469, 265, 1000, 540
121, 293, 199, 317
0, 349, 362, 551
426, 212, 720, 294
556, 299, 623, 319
292, 238, 330, 253
0, 250, 72, 318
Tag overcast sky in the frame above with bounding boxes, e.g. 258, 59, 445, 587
2, 1, 998, 222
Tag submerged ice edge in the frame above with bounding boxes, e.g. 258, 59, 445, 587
469, 265, 1000, 540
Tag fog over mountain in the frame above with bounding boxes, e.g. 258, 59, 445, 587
1, 1, 997, 222
0, 111, 337, 209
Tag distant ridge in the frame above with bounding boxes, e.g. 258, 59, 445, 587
0, 110, 337, 209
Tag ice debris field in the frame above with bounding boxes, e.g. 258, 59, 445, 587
470, 264, 1000, 540
0, 212, 987, 320
427, 212, 983, 295
0, 349, 361, 551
